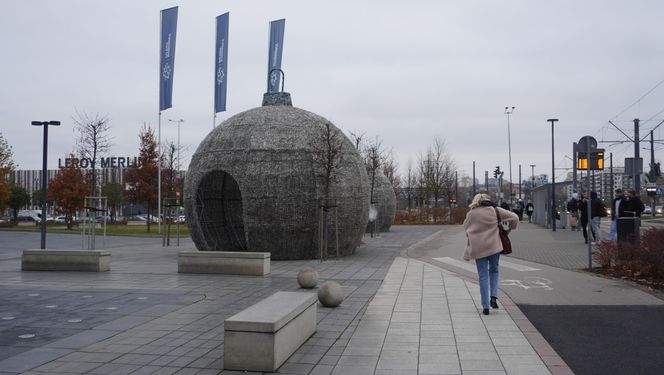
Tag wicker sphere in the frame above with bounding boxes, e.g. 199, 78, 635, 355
297, 267, 319, 289
317, 281, 343, 307
184, 93, 370, 260
366, 170, 396, 232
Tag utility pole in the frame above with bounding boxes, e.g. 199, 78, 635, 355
610, 152, 613, 194
505, 106, 516, 204
634, 118, 640, 194
651, 131, 655, 180
455, 170, 458, 205
518, 164, 522, 201
572, 142, 578, 194
529, 164, 536, 200
548, 119, 559, 231
484, 171, 488, 193
472, 161, 476, 199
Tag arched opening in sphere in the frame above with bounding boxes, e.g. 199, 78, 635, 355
195, 170, 247, 251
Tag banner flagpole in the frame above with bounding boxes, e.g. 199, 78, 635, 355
158, 6, 178, 235
214, 12, 229, 129
158, 111, 161, 234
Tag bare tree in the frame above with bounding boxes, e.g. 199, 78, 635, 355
402, 160, 416, 209
163, 141, 178, 199
73, 111, 112, 196
417, 138, 456, 207
311, 122, 345, 259
382, 149, 400, 196
364, 136, 384, 206
348, 130, 366, 151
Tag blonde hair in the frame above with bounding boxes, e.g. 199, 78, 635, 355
469, 193, 492, 209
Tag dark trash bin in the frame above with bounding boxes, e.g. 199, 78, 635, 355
617, 216, 640, 245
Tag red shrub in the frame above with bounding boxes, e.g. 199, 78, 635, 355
593, 227, 664, 280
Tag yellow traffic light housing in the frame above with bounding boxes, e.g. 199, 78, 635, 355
577, 150, 604, 170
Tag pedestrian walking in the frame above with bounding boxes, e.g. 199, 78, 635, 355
567, 193, 580, 231
463, 193, 519, 315
578, 191, 594, 244
607, 189, 624, 241
590, 191, 606, 243
526, 201, 534, 223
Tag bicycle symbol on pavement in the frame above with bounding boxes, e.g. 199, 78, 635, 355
502, 277, 553, 290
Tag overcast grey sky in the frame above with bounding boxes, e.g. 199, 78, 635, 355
2, 0, 664, 184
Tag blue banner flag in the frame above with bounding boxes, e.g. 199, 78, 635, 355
214, 13, 229, 113
267, 19, 285, 93
159, 7, 178, 111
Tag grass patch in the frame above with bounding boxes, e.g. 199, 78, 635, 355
0, 223, 189, 238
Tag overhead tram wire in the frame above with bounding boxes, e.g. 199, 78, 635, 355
610, 78, 664, 121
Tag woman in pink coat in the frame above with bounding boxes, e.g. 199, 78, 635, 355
463, 194, 519, 315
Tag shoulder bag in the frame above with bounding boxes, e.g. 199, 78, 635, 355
494, 207, 512, 255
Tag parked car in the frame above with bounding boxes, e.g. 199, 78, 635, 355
17, 210, 42, 223
656, 205, 663, 215
54, 216, 67, 224
643, 206, 652, 215
95, 215, 111, 222
177, 215, 186, 223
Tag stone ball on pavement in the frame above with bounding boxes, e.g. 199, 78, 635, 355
297, 267, 319, 289
318, 281, 343, 307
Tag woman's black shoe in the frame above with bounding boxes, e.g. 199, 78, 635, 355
482, 308, 490, 315
490, 297, 499, 309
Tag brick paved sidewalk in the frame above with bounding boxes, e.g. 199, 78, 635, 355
328, 257, 568, 375
0, 227, 570, 374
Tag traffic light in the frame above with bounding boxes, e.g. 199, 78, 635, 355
493, 166, 500, 178
577, 151, 604, 170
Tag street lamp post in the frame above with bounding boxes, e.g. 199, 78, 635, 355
31, 120, 61, 249
505, 106, 515, 204
547, 119, 559, 231
529, 164, 536, 200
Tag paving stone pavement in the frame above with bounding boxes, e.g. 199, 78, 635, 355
0, 226, 569, 374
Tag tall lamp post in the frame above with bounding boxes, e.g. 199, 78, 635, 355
547, 119, 559, 231
505, 106, 515, 204
31, 120, 61, 249
529, 164, 536, 200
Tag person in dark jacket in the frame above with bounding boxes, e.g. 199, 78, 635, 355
567, 194, 580, 231
621, 188, 645, 217
607, 189, 624, 240
589, 191, 606, 242
578, 191, 595, 243
526, 202, 534, 223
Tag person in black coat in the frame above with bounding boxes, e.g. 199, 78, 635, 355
589, 191, 606, 242
621, 188, 645, 217
567, 194, 580, 231
578, 191, 605, 243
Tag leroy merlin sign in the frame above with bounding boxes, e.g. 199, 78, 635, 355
58, 156, 142, 169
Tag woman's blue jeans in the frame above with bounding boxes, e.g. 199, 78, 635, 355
475, 252, 500, 309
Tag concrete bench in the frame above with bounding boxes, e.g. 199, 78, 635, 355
178, 251, 270, 276
224, 291, 317, 372
22, 249, 110, 272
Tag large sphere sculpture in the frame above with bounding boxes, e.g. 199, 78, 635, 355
366, 170, 397, 232
184, 93, 370, 260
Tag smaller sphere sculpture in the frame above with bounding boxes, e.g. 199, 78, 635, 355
297, 267, 319, 289
318, 281, 343, 307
